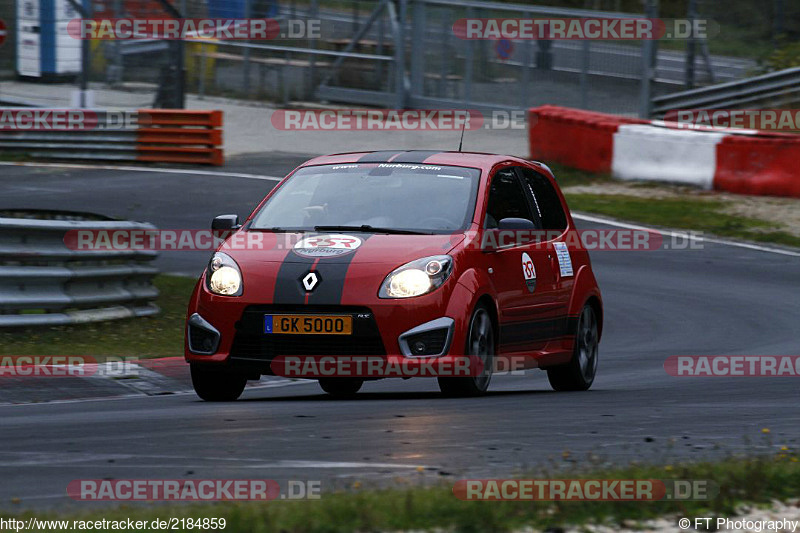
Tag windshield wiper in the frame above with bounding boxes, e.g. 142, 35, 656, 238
260, 227, 307, 233
313, 225, 432, 235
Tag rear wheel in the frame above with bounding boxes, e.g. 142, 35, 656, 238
547, 304, 599, 391
438, 303, 495, 397
318, 378, 363, 398
190, 364, 247, 401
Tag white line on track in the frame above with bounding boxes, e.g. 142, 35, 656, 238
0, 380, 316, 408
573, 212, 800, 258
2, 164, 796, 254
0, 161, 282, 181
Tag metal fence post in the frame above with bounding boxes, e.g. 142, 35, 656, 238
244, 0, 252, 97
639, 37, 654, 118
390, 0, 407, 108
199, 44, 206, 100
464, 5, 474, 106
685, 0, 697, 89
410, 0, 426, 101
309, 0, 319, 99
521, 11, 532, 109
580, 39, 590, 109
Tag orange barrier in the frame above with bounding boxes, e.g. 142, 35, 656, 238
136, 109, 224, 166
139, 109, 224, 128
528, 106, 644, 173
0, 108, 224, 167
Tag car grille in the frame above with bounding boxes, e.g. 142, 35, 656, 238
229, 305, 386, 364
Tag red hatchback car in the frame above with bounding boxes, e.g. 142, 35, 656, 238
185, 151, 602, 400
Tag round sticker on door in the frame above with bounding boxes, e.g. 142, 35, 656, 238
521, 252, 536, 293
294, 234, 363, 258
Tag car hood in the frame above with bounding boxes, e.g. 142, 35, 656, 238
222, 231, 466, 267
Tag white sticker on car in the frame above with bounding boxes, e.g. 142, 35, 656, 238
294, 234, 363, 258
553, 242, 573, 277
521, 252, 536, 293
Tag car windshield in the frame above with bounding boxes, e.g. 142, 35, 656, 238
249, 163, 481, 233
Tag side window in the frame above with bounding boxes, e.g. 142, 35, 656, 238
519, 167, 568, 232
484, 168, 537, 229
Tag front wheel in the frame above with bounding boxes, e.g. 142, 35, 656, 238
318, 378, 363, 398
438, 303, 495, 397
547, 304, 599, 391
190, 364, 247, 401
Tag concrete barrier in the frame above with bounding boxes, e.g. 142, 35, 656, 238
529, 105, 800, 198
612, 124, 726, 189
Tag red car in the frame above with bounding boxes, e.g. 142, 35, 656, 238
185, 151, 602, 400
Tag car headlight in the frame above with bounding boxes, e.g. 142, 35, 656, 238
206, 252, 243, 296
379, 255, 453, 299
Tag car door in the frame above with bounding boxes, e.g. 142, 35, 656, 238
518, 166, 573, 342
484, 166, 559, 354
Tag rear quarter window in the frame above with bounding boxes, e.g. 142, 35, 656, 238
519, 167, 568, 232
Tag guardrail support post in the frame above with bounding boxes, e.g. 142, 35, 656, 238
639, 37, 654, 118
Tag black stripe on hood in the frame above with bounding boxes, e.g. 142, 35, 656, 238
272, 235, 372, 305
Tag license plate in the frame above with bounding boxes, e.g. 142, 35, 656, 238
264, 314, 353, 335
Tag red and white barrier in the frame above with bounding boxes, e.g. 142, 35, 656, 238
612, 124, 726, 189
529, 105, 800, 198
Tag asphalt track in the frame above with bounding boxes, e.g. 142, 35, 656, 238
1, 155, 799, 510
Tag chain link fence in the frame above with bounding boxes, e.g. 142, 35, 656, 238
1, 0, 785, 116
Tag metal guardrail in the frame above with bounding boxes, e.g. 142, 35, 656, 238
651, 67, 800, 117
0, 211, 159, 328
0, 109, 224, 165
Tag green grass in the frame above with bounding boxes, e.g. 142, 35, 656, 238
0, 275, 196, 360
564, 193, 800, 249
545, 164, 800, 249
6, 453, 800, 532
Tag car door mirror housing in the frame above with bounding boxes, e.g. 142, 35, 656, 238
212, 214, 241, 232
497, 217, 536, 231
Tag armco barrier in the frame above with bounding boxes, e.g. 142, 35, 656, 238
0, 109, 223, 166
0, 210, 159, 327
529, 105, 800, 198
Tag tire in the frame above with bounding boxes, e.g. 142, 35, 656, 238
438, 303, 495, 397
318, 378, 363, 398
190, 364, 247, 401
547, 304, 599, 391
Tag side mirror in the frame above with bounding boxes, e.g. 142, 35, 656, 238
482, 218, 538, 252
211, 214, 240, 231
497, 217, 536, 231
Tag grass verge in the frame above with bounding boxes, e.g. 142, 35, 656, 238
0, 275, 196, 360
551, 164, 800, 249
6, 453, 800, 533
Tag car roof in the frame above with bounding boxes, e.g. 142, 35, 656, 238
299, 150, 544, 173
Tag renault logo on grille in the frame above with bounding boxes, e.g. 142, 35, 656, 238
302, 271, 320, 292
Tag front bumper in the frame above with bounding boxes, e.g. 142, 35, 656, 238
185, 280, 476, 375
